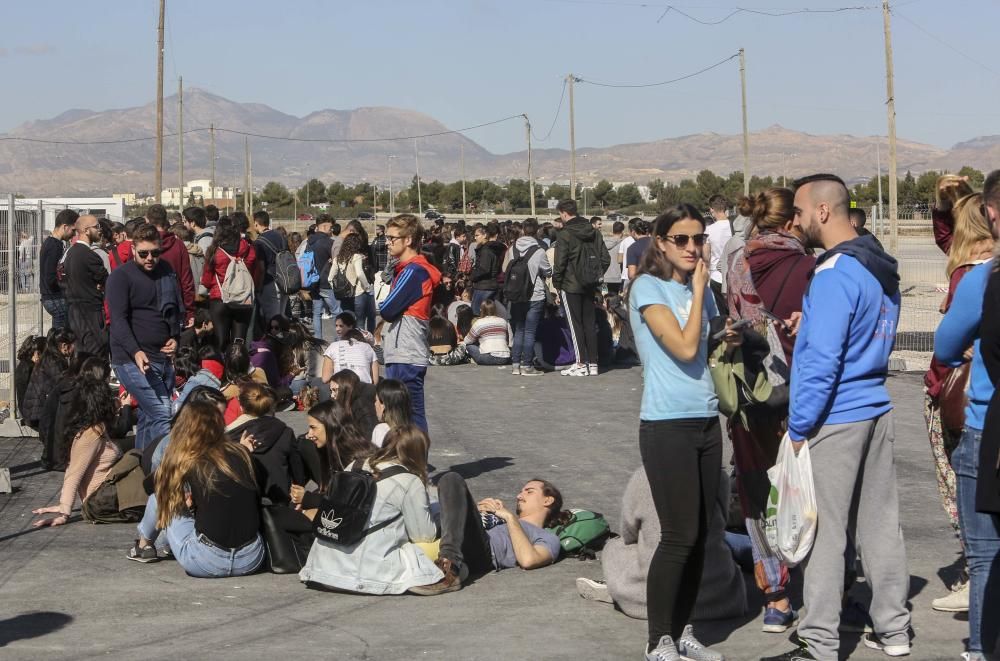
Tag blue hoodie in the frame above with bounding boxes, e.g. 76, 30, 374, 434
933, 259, 994, 431
788, 234, 901, 441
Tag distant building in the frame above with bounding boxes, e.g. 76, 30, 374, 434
113, 192, 136, 205
13, 197, 127, 231
160, 180, 235, 206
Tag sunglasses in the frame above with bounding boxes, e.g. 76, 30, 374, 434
136, 249, 163, 259
663, 233, 708, 248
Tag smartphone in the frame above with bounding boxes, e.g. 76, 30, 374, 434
712, 318, 751, 341
759, 308, 791, 332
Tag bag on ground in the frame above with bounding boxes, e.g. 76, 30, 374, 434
764, 433, 818, 566
81, 449, 147, 524
216, 248, 255, 309
546, 508, 611, 556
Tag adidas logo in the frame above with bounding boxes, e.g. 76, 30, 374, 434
320, 509, 343, 531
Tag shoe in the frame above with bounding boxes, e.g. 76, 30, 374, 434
762, 607, 798, 633
932, 580, 969, 612
520, 365, 544, 376
839, 598, 873, 633
511, 363, 521, 375
645, 635, 681, 661
678, 624, 724, 661
126, 540, 159, 563
322, 312, 333, 320
961, 652, 987, 661
408, 557, 462, 596
862, 633, 911, 657
576, 577, 613, 604
760, 647, 817, 661
560, 363, 588, 376
161, 543, 173, 559
588, 363, 598, 376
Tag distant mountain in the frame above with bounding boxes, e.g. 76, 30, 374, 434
0, 89, 988, 196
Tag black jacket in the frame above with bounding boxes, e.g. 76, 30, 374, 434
62, 242, 107, 308
39, 236, 65, 300
975, 267, 1000, 514
254, 229, 288, 284
21, 357, 66, 428
552, 216, 606, 294
226, 415, 299, 504
14, 361, 33, 422
471, 240, 506, 291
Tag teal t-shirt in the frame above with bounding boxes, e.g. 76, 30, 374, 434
629, 274, 719, 421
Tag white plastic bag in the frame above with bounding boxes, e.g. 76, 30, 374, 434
764, 433, 818, 567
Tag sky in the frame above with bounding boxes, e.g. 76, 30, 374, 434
1, 0, 998, 155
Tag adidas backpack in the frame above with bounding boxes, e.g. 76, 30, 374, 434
216, 247, 255, 309
313, 464, 410, 546
502, 245, 540, 304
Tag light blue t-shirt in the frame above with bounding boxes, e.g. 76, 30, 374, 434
629, 274, 719, 421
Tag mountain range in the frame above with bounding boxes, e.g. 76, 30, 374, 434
0, 88, 996, 196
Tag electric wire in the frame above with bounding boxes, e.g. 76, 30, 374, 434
531, 79, 568, 142
576, 52, 738, 88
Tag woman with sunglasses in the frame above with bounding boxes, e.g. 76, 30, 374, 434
628, 204, 741, 661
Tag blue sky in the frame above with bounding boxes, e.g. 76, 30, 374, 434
1, 0, 997, 153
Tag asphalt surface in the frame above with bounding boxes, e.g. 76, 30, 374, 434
0, 367, 971, 660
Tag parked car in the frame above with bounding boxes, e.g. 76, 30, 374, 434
425, 210, 445, 221
357, 211, 376, 221
297, 213, 314, 221
607, 212, 626, 222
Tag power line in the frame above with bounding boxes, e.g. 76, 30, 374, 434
576, 52, 738, 88
892, 10, 1000, 79
532, 79, 568, 142
658, 4, 875, 25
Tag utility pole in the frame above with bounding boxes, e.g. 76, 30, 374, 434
568, 73, 577, 201
525, 114, 536, 217
882, 0, 898, 253
178, 76, 184, 208
739, 48, 750, 196
155, 0, 165, 202
249, 145, 253, 213
414, 139, 423, 216
461, 143, 467, 222
244, 137, 250, 214
210, 123, 216, 201
388, 155, 396, 215
877, 139, 884, 232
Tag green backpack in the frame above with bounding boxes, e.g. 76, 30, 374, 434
547, 509, 611, 556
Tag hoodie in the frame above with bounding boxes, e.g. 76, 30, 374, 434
470, 239, 507, 291
788, 234, 901, 441
379, 254, 442, 366
552, 216, 605, 294
225, 415, 298, 504
158, 230, 195, 321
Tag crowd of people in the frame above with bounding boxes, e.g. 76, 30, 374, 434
9, 170, 1000, 661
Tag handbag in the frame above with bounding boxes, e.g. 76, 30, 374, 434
939, 362, 971, 434
260, 505, 313, 574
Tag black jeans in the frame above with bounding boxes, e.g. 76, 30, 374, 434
561, 291, 597, 365
209, 298, 253, 348
639, 417, 722, 647
436, 472, 494, 575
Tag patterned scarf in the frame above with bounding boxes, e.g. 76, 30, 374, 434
727, 231, 806, 326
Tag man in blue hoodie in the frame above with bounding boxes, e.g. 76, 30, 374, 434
763, 175, 909, 661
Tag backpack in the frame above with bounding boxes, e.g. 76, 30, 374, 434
257, 235, 301, 295
313, 464, 411, 546
330, 260, 355, 300
215, 247, 255, 309
578, 237, 611, 289
502, 245, 540, 304
547, 509, 611, 556
298, 248, 320, 289
81, 449, 147, 524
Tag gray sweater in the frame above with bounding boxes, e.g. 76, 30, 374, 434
601, 467, 746, 621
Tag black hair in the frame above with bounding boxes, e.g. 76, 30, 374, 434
627, 204, 706, 300
984, 169, 1000, 210
455, 304, 474, 338
556, 199, 578, 216
62, 372, 118, 463
54, 209, 79, 227
231, 211, 250, 235
848, 207, 867, 228
253, 210, 270, 227
522, 217, 539, 237
16, 334, 46, 362
612, 221, 625, 234
223, 341, 251, 384
205, 204, 220, 222
174, 384, 228, 423
40, 327, 75, 375
346, 220, 370, 247
708, 195, 728, 212
485, 221, 499, 239
174, 346, 201, 380
194, 307, 213, 328
183, 206, 207, 229
307, 399, 372, 482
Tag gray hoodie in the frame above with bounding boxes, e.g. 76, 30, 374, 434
507, 236, 552, 302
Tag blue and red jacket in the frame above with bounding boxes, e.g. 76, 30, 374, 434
380, 254, 442, 366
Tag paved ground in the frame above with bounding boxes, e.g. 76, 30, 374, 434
0, 367, 970, 660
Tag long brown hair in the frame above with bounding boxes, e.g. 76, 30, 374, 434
369, 424, 430, 484
155, 400, 255, 529
947, 193, 994, 277
530, 478, 572, 528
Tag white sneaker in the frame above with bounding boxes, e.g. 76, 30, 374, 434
862, 633, 910, 657
587, 363, 598, 376
560, 363, 588, 376
932, 580, 969, 612
576, 577, 613, 603
511, 364, 521, 376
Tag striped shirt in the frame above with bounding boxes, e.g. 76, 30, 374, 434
465, 315, 512, 357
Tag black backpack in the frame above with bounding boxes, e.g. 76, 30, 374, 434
502, 245, 540, 304
257, 235, 301, 295
312, 464, 410, 546
578, 237, 611, 289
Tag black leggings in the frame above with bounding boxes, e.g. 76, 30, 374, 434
561, 291, 597, 365
209, 298, 253, 348
639, 417, 722, 647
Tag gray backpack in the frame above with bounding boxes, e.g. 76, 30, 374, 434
216, 247, 255, 309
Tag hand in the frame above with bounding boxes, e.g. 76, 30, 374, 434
692, 258, 710, 292
290, 484, 305, 508
134, 350, 150, 373
119, 391, 131, 407
184, 489, 194, 510
791, 440, 806, 455
477, 497, 504, 513
963, 346, 975, 362
32, 513, 69, 528
239, 431, 258, 453
784, 311, 803, 337
161, 338, 177, 356
723, 318, 744, 348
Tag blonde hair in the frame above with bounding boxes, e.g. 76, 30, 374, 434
947, 193, 994, 277
936, 174, 975, 208
751, 187, 795, 232
155, 401, 255, 529
369, 423, 430, 485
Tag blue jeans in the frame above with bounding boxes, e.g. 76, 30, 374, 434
353, 292, 376, 333
138, 492, 162, 544
953, 427, 1000, 655
509, 300, 544, 366
113, 357, 175, 451
164, 514, 265, 578
385, 363, 427, 433
311, 288, 342, 339
466, 344, 510, 366
42, 297, 67, 330
471, 289, 496, 316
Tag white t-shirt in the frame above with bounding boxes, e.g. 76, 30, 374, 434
619, 236, 636, 284
323, 339, 376, 383
706, 220, 732, 284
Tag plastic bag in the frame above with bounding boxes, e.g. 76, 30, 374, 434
764, 433, 818, 566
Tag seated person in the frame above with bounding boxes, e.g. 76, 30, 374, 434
463, 300, 512, 366
372, 379, 413, 448
428, 307, 468, 367
220, 340, 269, 424
22, 327, 75, 431
329, 369, 378, 440
173, 346, 225, 412
410, 475, 565, 595
250, 315, 291, 387
281, 318, 327, 395
334, 311, 374, 345
14, 334, 45, 423
298, 424, 442, 595
179, 308, 215, 353
225, 382, 299, 505
322, 327, 378, 385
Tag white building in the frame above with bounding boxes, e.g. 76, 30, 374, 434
160, 180, 235, 206
13, 197, 127, 231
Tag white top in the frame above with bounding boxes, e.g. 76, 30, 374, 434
706, 220, 733, 284
372, 422, 390, 448
323, 339, 377, 383
619, 236, 636, 283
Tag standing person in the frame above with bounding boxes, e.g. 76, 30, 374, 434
848, 208, 883, 250
107, 223, 184, 451
183, 206, 211, 297
507, 218, 551, 376
40, 209, 77, 329
628, 204, 736, 661
705, 195, 733, 314
18, 231, 34, 292
305, 214, 340, 338
378, 214, 441, 433
147, 204, 195, 324
619, 218, 639, 291
372, 224, 389, 272
552, 199, 610, 377
253, 210, 289, 325
202, 223, 257, 348
764, 174, 909, 661
63, 215, 109, 356
604, 221, 625, 295
470, 222, 505, 315
624, 219, 652, 283
331, 233, 375, 332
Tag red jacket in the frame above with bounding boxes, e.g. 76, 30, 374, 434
158, 231, 195, 321
115, 240, 132, 267
202, 238, 257, 300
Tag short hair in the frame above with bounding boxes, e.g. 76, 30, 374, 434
54, 209, 79, 227
253, 210, 270, 228
793, 173, 850, 216
204, 204, 220, 222
983, 170, 1000, 211
183, 206, 207, 229
132, 223, 161, 244
316, 213, 334, 226
194, 307, 213, 328
591, 216, 602, 224
331, 222, 342, 236
376, 224, 385, 231
522, 217, 539, 237
146, 204, 168, 228
171, 223, 194, 242
556, 199, 577, 216
485, 221, 499, 239
612, 221, 625, 234
848, 207, 867, 228
708, 195, 728, 212
231, 211, 250, 234
386, 214, 422, 246
110, 221, 126, 235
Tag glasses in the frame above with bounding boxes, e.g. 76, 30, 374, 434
135, 249, 162, 259
663, 233, 708, 248
385, 234, 406, 244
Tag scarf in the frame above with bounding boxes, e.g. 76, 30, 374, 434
727, 231, 807, 327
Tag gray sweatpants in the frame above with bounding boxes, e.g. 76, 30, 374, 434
798, 413, 911, 660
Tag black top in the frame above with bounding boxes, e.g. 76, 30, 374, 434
254, 229, 288, 284
225, 416, 299, 504
39, 236, 65, 300
106, 260, 179, 364
976, 267, 1000, 514
62, 242, 107, 307
305, 232, 334, 290
189, 449, 261, 549
471, 241, 506, 291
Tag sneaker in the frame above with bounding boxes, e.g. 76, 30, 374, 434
408, 557, 462, 596
322, 312, 333, 320
588, 363, 599, 376
932, 580, 969, 612
862, 633, 911, 657
762, 607, 798, 633
576, 577, 613, 604
962, 652, 987, 661
645, 635, 682, 661
839, 598, 873, 633
560, 363, 588, 376
126, 540, 159, 563
678, 624, 724, 661
760, 647, 817, 661
511, 364, 521, 375
161, 543, 173, 559
520, 365, 544, 376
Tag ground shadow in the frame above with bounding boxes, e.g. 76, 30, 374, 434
0, 611, 73, 647
439, 456, 514, 481
936, 553, 966, 591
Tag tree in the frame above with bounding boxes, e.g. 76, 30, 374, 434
899, 171, 919, 207
260, 181, 292, 207
505, 179, 532, 210
647, 178, 665, 202
958, 166, 985, 189
696, 169, 725, 203
546, 183, 570, 201
615, 183, 643, 207
592, 179, 615, 208
298, 178, 326, 206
